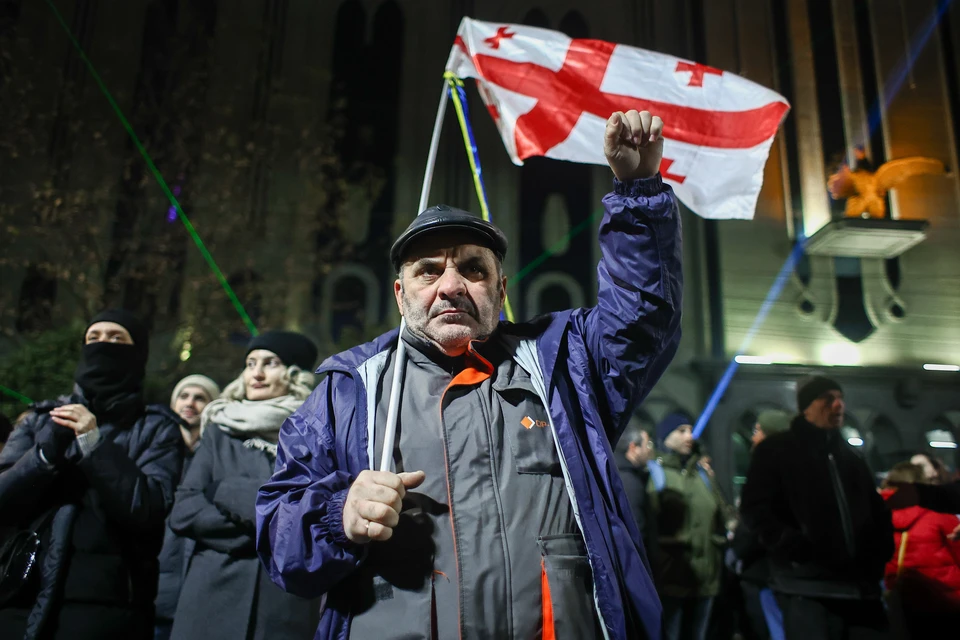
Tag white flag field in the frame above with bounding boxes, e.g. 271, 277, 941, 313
445, 18, 791, 220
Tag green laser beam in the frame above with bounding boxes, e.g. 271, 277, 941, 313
0, 385, 33, 406
44, 0, 258, 337
507, 208, 603, 289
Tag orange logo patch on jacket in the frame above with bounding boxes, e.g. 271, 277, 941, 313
521, 416, 549, 429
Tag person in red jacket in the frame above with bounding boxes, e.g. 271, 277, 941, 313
881, 462, 960, 635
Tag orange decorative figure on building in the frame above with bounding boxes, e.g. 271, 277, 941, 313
827, 147, 946, 218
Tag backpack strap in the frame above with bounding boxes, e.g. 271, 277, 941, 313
647, 460, 666, 493
896, 531, 909, 577
697, 465, 713, 493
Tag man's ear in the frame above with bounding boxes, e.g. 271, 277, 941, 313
394, 279, 404, 316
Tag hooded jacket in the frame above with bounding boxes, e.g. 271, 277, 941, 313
881, 489, 960, 611
256, 176, 683, 640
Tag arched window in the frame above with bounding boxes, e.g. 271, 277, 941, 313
558, 10, 588, 39
319, 0, 402, 328
865, 414, 905, 473
522, 8, 549, 29
320, 264, 380, 345
921, 414, 959, 473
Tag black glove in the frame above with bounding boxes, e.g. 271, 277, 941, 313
35, 422, 76, 466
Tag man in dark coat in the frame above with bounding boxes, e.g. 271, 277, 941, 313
0, 310, 184, 640
729, 409, 791, 640
740, 376, 893, 640
615, 416, 655, 554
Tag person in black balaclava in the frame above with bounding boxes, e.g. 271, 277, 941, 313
0, 310, 184, 640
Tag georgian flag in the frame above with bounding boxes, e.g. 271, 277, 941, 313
446, 17, 790, 220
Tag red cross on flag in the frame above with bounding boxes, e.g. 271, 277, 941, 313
446, 18, 791, 219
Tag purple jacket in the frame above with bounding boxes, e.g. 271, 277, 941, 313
256, 175, 682, 640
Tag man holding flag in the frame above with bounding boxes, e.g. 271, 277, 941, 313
256, 107, 681, 640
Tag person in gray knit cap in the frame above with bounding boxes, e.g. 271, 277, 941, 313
750, 409, 791, 450
170, 375, 221, 452
154, 374, 221, 640
740, 375, 893, 640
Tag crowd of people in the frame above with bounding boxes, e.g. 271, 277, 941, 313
0, 311, 326, 640
0, 109, 957, 639
616, 377, 960, 640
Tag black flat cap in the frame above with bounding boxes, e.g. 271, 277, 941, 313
390, 204, 508, 272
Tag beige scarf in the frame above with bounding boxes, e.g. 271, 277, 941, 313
200, 395, 303, 457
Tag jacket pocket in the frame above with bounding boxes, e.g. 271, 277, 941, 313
538, 534, 600, 639
495, 376, 561, 475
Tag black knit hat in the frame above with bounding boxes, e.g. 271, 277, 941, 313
656, 412, 694, 444
797, 375, 843, 412
245, 331, 318, 372
86, 309, 148, 350
390, 204, 508, 272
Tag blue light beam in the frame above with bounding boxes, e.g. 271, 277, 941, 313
864, 0, 953, 143
693, 239, 807, 439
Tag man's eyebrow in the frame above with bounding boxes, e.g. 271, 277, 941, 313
411, 257, 444, 268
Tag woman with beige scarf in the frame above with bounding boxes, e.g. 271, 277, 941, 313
168, 331, 321, 640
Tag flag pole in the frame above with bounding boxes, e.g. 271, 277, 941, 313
379, 81, 450, 473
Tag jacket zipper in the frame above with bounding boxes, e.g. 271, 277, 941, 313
513, 340, 612, 640
478, 398, 513, 638
827, 453, 856, 559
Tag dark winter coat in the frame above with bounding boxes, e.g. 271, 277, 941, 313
615, 449, 655, 555
0, 397, 184, 640
168, 423, 320, 640
740, 416, 894, 599
729, 519, 770, 586
154, 451, 196, 624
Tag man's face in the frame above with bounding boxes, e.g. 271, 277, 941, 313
664, 424, 694, 456
85, 321, 133, 345
804, 390, 845, 429
394, 231, 506, 356
627, 430, 653, 466
172, 385, 211, 429
751, 423, 766, 449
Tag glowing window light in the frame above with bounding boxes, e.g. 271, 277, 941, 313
923, 363, 960, 372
